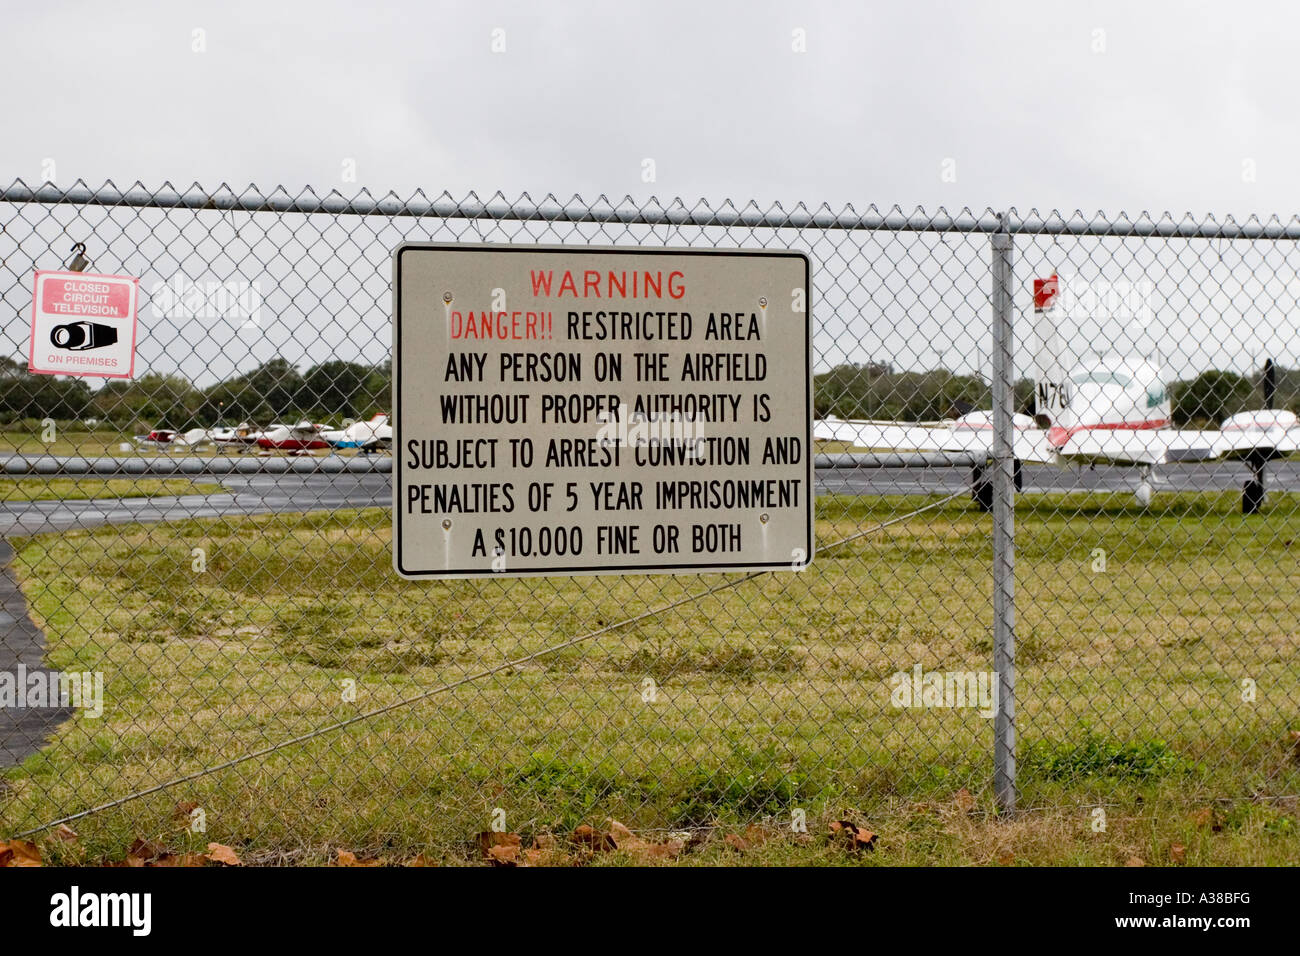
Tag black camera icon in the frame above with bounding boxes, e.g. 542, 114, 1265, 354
51, 321, 118, 350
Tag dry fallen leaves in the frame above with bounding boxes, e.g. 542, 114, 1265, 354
476, 831, 522, 866
207, 842, 242, 866
473, 822, 690, 867
125, 838, 166, 867
95, 839, 212, 868
522, 835, 571, 867
486, 844, 519, 866
829, 820, 878, 851
571, 823, 617, 853
1169, 843, 1187, 865
605, 820, 683, 863
335, 849, 383, 867
0, 839, 42, 867
724, 832, 750, 853
725, 824, 775, 854
1189, 807, 1223, 832
953, 789, 977, 813
1125, 856, 1146, 867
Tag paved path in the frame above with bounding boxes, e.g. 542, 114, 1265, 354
0, 541, 71, 768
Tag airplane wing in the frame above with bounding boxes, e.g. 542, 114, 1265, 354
939, 426, 1053, 464
1049, 427, 1227, 466
1050, 429, 1172, 466
813, 418, 953, 451
814, 417, 1053, 464
1051, 420, 1300, 467
1162, 430, 1223, 463
1151, 415, 1300, 463
1208, 412, 1300, 461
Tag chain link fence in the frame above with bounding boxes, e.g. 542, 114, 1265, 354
1, 181, 1297, 861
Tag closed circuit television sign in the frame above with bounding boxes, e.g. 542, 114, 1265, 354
393, 244, 813, 578
28, 270, 139, 379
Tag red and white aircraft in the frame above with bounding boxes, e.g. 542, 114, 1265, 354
255, 421, 330, 453
814, 274, 1299, 512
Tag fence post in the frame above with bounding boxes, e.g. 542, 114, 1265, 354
990, 223, 1017, 813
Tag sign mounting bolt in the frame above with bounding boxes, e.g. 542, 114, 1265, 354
441, 519, 452, 530
760, 513, 769, 524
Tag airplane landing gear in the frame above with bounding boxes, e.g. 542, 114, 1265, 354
1243, 452, 1267, 515
1135, 466, 1154, 507
972, 459, 1021, 512
972, 464, 992, 512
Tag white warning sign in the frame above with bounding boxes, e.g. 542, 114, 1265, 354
28, 270, 140, 379
393, 244, 813, 579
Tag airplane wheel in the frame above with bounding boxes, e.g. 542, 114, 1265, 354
1135, 479, 1153, 508
1243, 480, 1265, 515
972, 465, 993, 512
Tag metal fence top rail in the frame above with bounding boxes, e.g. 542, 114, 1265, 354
5, 179, 1300, 240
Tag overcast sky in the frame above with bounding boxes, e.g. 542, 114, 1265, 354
4, 0, 1295, 216
3, 0, 1299, 386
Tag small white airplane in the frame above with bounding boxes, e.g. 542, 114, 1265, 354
814, 274, 1299, 512
208, 422, 260, 448
320, 413, 391, 452
166, 422, 262, 451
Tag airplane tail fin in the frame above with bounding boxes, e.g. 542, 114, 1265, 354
1032, 274, 1071, 427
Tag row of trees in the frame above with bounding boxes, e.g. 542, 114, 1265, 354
813, 362, 1300, 426
0, 357, 391, 428
1, 355, 1292, 430
813, 361, 1030, 421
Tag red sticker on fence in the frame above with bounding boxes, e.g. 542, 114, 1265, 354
28, 270, 140, 379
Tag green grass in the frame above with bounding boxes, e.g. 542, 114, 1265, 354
1, 490, 1298, 865
0, 428, 131, 458
0, 478, 226, 502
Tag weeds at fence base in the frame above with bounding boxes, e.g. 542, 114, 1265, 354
10, 792, 1299, 867
1023, 730, 1197, 781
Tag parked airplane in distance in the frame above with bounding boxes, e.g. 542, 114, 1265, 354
209, 422, 260, 447
813, 275, 1299, 512
320, 413, 391, 452
133, 427, 182, 448
255, 421, 329, 452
